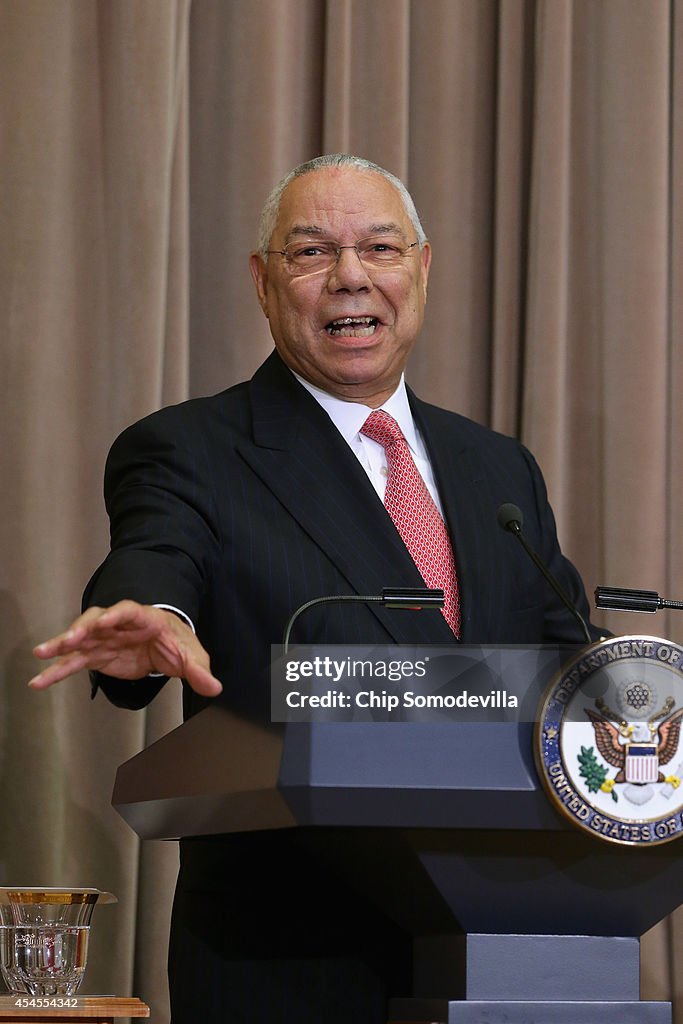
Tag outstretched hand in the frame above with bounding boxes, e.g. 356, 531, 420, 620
29, 600, 223, 697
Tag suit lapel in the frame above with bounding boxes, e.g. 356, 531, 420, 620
409, 392, 507, 643
237, 353, 456, 644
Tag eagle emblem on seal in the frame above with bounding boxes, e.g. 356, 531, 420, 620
585, 692, 683, 790
536, 636, 683, 845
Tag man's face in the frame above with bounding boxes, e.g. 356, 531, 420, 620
250, 167, 431, 407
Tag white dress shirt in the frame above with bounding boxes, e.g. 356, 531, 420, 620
155, 371, 446, 641
295, 372, 446, 517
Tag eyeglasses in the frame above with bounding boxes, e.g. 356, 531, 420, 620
266, 234, 421, 276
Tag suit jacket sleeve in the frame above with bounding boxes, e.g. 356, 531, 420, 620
84, 408, 221, 709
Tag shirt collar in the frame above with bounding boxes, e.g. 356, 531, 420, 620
292, 371, 420, 453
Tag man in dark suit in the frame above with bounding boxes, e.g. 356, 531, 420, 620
31, 155, 599, 1022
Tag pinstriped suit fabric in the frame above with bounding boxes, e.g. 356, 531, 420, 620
86, 351, 599, 1022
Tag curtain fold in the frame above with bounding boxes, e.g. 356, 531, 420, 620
2, 1, 682, 1019
1, 1, 190, 1014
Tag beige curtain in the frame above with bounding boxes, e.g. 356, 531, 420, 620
2, 0, 682, 1019
0, 0, 190, 1013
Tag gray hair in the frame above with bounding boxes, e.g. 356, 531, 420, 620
256, 154, 428, 258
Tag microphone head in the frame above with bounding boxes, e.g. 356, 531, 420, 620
497, 502, 523, 532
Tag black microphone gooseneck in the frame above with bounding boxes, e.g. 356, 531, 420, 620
496, 502, 592, 645
282, 587, 445, 654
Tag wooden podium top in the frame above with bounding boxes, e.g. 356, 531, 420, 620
0, 996, 149, 1021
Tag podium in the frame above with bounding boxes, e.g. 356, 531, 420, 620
112, 653, 683, 1024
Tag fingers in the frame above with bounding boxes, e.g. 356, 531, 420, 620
27, 651, 93, 690
32, 606, 110, 660
29, 601, 223, 697
182, 659, 223, 698
29, 606, 113, 690
149, 616, 223, 696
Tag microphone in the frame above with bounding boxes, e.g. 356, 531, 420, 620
496, 502, 593, 645
282, 587, 445, 653
595, 586, 683, 613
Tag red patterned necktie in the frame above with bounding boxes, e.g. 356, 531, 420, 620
361, 409, 461, 638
